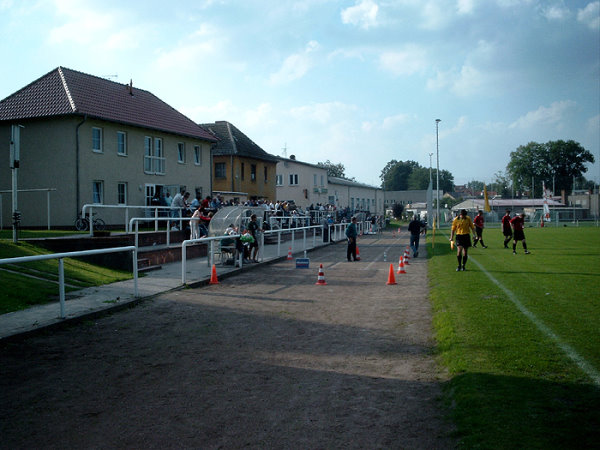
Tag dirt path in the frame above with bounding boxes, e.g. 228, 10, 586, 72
0, 233, 455, 449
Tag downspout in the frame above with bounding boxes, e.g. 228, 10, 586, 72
75, 115, 87, 218
226, 122, 237, 192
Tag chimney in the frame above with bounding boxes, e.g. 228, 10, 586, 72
128, 79, 133, 96
290, 154, 296, 160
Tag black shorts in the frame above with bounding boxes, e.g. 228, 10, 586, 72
456, 234, 471, 248
475, 226, 483, 237
513, 229, 525, 241
503, 227, 512, 237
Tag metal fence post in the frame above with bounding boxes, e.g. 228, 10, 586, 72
58, 258, 66, 319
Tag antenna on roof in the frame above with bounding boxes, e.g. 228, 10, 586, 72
282, 143, 288, 158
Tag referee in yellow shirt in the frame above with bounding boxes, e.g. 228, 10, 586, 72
450, 209, 476, 271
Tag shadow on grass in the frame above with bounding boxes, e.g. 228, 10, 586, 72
445, 372, 600, 448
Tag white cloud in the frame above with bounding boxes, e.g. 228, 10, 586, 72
577, 1, 600, 30
509, 100, 577, 129
243, 103, 275, 128
542, 5, 570, 21
456, 0, 476, 15
362, 113, 413, 132
586, 114, 600, 133
341, 0, 379, 30
420, 1, 449, 30
290, 101, 357, 124
379, 44, 428, 76
269, 41, 320, 84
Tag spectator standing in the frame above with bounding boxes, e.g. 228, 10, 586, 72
345, 216, 358, 262
501, 209, 512, 248
247, 214, 262, 262
472, 210, 488, 248
510, 213, 530, 254
407, 215, 426, 258
449, 209, 476, 271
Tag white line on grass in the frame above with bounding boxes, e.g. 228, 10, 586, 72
470, 256, 600, 386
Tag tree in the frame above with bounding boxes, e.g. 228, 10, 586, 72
506, 140, 595, 197
317, 160, 354, 180
380, 160, 422, 190
391, 202, 404, 219
490, 171, 511, 198
407, 167, 431, 190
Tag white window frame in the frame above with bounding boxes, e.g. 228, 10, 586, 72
117, 182, 127, 205
117, 131, 127, 156
92, 180, 104, 204
92, 127, 103, 153
276, 174, 283, 186
289, 174, 299, 185
144, 136, 165, 175
155, 138, 165, 174
177, 142, 185, 163
194, 145, 202, 165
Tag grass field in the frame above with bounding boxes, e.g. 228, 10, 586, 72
428, 226, 600, 448
0, 240, 133, 314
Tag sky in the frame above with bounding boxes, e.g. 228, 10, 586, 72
1, 0, 599, 187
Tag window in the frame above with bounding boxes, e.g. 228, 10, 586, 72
215, 162, 226, 178
92, 127, 103, 153
320, 175, 324, 186
313, 174, 317, 186
276, 174, 283, 186
241, 163, 245, 181
93, 181, 104, 204
117, 131, 127, 156
144, 136, 165, 174
177, 142, 185, 163
289, 174, 299, 185
264, 166, 268, 183
194, 145, 202, 165
117, 182, 127, 204
251, 164, 256, 181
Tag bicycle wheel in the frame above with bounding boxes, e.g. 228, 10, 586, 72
93, 218, 106, 231
75, 218, 88, 231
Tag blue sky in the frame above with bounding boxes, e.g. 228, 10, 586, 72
1, 0, 599, 187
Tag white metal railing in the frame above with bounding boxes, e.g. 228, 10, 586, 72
129, 217, 179, 249
0, 246, 138, 319
0, 188, 56, 230
181, 224, 331, 284
81, 204, 182, 236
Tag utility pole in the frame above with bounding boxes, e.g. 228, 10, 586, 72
10, 125, 24, 243
435, 119, 441, 228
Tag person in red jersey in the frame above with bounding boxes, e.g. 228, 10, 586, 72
501, 209, 512, 248
509, 212, 530, 255
472, 210, 487, 248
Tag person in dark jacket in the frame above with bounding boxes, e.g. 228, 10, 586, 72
345, 216, 358, 261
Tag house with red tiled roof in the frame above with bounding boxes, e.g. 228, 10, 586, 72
0, 67, 216, 227
201, 121, 278, 203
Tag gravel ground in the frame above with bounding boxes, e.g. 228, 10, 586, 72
0, 234, 455, 449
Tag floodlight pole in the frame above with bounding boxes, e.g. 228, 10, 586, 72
435, 119, 441, 228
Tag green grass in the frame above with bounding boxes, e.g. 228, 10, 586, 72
0, 240, 133, 314
428, 227, 600, 447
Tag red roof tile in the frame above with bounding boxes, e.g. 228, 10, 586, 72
0, 67, 216, 142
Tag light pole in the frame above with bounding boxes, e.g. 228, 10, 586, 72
435, 119, 441, 228
429, 153, 433, 183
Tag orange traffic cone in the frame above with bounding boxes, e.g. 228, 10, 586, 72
386, 263, 397, 285
356, 245, 361, 261
403, 248, 410, 264
209, 264, 219, 284
287, 247, 293, 260
397, 256, 406, 274
315, 263, 327, 285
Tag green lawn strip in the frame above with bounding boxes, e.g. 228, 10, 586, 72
1, 241, 133, 314
428, 227, 600, 447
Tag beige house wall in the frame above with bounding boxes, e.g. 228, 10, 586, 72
1, 117, 212, 228
328, 181, 384, 215
275, 159, 329, 208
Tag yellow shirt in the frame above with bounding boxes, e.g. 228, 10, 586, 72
452, 216, 475, 235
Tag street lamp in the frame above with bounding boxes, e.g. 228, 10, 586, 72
435, 119, 441, 228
